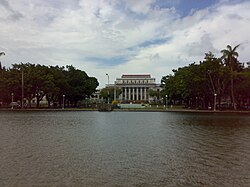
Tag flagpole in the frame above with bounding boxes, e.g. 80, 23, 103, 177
22, 68, 24, 109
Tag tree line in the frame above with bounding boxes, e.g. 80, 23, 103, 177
0, 62, 99, 108
161, 45, 250, 110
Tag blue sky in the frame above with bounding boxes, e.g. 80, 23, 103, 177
1, 0, 250, 87
153, 0, 219, 16
179, 0, 217, 15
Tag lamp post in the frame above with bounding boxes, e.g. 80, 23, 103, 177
114, 81, 116, 102
208, 70, 216, 94
165, 95, 168, 110
62, 95, 65, 109
21, 68, 24, 109
214, 93, 217, 111
106, 73, 110, 104
11, 93, 14, 109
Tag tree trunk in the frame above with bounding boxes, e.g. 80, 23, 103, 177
36, 97, 40, 108
230, 65, 236, 110
47, 100, 51, 108
27, 96, 32, 108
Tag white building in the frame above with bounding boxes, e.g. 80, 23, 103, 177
89, 89, 104, 103
108, 74, 161, 102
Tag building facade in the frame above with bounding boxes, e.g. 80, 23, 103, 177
110, 74, 161, 102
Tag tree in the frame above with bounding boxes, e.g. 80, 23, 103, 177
84, 77, 99, 97
0, 64, 8, 106
45, 66, 68, 108
161, 52, 235, 109
149, 89, 161, 103
236, 66, 250, 108
65, 65, 99, 107
201, 52, 231, 109
161, 65, 203, 108
161, 46, 250, 110
0, 63, 99, 108
0, 52, 5, 57
221, 44, 240, 110
100, 87, 122, 103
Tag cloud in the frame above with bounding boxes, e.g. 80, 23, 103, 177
123, 0, 156, 15
0, 0, 250, 88
186, 34, 218, 57
0, 0, 11, 10
0, 0, 23, 21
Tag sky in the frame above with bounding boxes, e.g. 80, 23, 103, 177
1, 0, 250, 88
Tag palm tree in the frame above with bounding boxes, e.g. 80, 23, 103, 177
0, 52, 5, 57
221, 44, 240, 110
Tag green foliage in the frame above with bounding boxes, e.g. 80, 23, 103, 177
100, 87, 109, 99
161, 47, 250, 110
100, 87, 122, 102
0, 63, 99, 108
221, 44, 242, 110
149, 89, 160, 98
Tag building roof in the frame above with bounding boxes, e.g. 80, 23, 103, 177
121, 74, 151, 78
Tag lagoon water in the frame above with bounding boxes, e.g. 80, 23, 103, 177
0, 111, 250, 186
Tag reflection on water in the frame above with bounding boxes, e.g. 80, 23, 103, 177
0, 111, 250, 186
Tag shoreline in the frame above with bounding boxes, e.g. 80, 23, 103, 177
0, 108, 250, 114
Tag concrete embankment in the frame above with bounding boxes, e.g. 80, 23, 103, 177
113, 108, 250, 114
1, 108, 250, 114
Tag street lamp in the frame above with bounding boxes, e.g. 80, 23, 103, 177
62, 95, 65, 109
106, 73, 110, 104
114, 81, 116, 102
208, 70, 215, 94
214, 93, 217, 111
11, 93, 14, 109
165, 95, 168, 110
21, 68, 24, 109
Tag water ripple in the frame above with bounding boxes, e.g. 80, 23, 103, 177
0, 111, 250, 186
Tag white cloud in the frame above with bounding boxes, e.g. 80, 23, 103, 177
0, 0, 250, 88
123, 0, 156, 14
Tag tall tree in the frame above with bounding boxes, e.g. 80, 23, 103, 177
100, 87, 121, 103
0, 52, 5, 57
221, 44, 240, 110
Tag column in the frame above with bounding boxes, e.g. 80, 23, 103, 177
128, 87, 131, 100
136, 87, 139, 100
144, 87, 147, 101
140, 87, 143, 100
124, 88, 127, 100
132, 87, 135, 101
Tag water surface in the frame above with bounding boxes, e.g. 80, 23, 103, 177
0, 111, 250, 186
